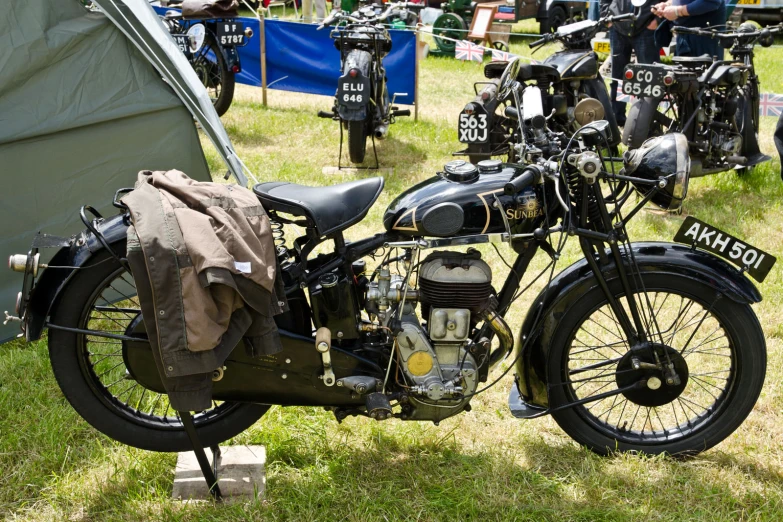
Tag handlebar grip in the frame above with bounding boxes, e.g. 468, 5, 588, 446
504, 167, 542, 196
504, 106, 519, 120
611, 13, 634, 21
529, 36, 548, 48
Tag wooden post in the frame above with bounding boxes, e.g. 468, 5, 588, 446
414, 29, 419, 122
303, 0, 313, 23
260, 15, 268, 106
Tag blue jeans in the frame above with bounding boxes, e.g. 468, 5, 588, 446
610, 28, 660, 124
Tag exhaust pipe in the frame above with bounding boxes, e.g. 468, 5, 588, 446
374, 123, 389, 140
478, 307, 514, 370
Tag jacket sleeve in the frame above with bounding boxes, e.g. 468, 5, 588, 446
600, 0, 612, 19
682, 0, 722, 16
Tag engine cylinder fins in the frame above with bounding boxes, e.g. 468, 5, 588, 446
418, 251, 493, 312
421, 203, 464, 237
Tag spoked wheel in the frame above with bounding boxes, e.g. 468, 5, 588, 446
433, 13, 466, 54
190, 33, 235, 116
548, 272, 766, 455
48, 249, 268, 452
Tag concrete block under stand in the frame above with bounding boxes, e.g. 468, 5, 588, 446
172, 445, 266, 501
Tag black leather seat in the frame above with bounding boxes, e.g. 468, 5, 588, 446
672, 55, 714, 68
254, 177, 384, 237
484, 62, 561, 83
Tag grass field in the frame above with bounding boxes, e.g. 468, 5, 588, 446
2, 20, 783, 521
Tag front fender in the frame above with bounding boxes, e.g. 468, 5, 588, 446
514, 241, 761, 408
24, 213, 129, 341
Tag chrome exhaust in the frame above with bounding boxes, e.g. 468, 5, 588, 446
374, 123, 389, 140
478, 308, 514, 370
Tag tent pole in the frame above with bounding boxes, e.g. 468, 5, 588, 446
260, 16, 268, 107
303, 0, 313, 23
414, 29, 419, 122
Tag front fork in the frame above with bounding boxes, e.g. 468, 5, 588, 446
575, 180, 684, 385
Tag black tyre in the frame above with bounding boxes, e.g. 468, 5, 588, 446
622, 97, 660, 149
347, 119, 368, 163
48, 249, 268, 452
191, 33, 235, 117
547, 271, 766, 456
540, 6, 567, 34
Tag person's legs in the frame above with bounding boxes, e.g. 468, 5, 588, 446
315, 0, 326, 20
634, 29, 661, 64
610, 29, 633, 126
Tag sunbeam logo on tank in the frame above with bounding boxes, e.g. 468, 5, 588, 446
505, 193, 543, 220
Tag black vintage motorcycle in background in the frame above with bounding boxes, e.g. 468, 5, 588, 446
161, 5, 252, 116
455, 14, 632, 165
317, 2, 419, 164
8, 60, 776, 493
623, 23, 782, 176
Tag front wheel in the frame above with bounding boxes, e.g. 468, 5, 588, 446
47, 249, 268, 452
547, 272, 766, 455
347, 119, 368, 163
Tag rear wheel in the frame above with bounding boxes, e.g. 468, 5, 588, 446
191, 33, 235, 116
48, 250, 268, 452
548, 272, 766, 455
347, 119, 368, 163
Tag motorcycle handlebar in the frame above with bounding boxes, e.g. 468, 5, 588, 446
604, 13, 634, 23
672, 23, 783, 39
504, 166, 542, 195
504, 106, 519, 120
529, 35, 551, 48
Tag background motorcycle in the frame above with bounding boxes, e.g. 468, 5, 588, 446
317, 3, 419, 164
455, 13, 633, 164
622, 23, 782, 176
9, 62, 774, 496
161, 8, 252, 116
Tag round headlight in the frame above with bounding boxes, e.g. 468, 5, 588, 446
623, 133, 690, 211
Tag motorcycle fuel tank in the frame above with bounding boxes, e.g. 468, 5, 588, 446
383, 160, 546, 238
544, 51, 598, 81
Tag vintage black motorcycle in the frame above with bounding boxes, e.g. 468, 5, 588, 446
317, 2, 418, 164
622, 22, 782, 176
8, 59, 776, 497
161, 5, 252, 116
455, 14, 632, 164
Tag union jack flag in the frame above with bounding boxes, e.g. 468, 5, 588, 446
455, 40, 484, 62
491, 48, 511, 62
759, 93, 783, 117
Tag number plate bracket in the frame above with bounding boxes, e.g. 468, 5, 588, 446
337, 73, 371, 108
673, 216, 776, 282
216, 21, 245, 47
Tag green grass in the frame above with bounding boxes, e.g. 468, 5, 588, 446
3, 29, 783, 521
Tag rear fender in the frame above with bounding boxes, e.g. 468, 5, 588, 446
581, 75, 621, 146
24, 213, 129, 341
338, 50, 372, 121
514, 241, 761, 408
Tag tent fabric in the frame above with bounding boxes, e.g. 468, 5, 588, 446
0, 0, 212, 342
94, 0, 253, 186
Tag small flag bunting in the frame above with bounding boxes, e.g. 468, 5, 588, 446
455, 40, 484, 62
491, 48, 511, 62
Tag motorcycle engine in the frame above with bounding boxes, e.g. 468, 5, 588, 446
396, 251, 492, 421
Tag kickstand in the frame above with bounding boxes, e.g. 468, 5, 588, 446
337, 120, 380, 170
179, 411, 223, 501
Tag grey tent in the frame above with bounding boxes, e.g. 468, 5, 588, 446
0, 0, 252, 341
